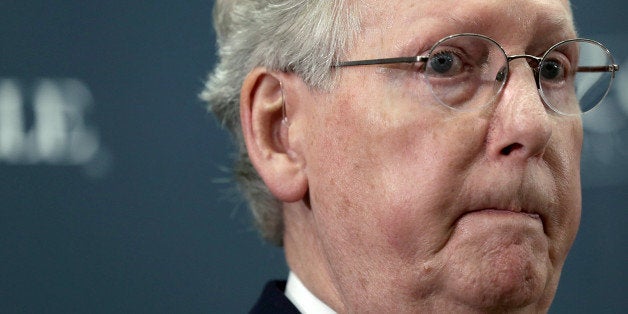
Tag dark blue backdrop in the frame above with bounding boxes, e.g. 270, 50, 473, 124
1, 1, 626, 313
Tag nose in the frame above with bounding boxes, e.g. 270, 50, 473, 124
486, 60, 552, 161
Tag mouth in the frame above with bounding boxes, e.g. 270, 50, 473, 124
467, 208, 542, 220
455, 207, 546, 236
453, 180, 553, 235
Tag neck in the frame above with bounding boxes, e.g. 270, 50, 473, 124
283, 202, 345, 312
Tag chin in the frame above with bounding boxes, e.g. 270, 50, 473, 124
444, 256, 552, 312
442, 224, 554, 311
468, 260, 547, 310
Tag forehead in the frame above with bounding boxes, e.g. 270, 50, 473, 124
355, 0, 575, 51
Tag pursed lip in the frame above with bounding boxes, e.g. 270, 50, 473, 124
465, 208, 542, 220
455, 206, 547, 236
453, 177, 555, 235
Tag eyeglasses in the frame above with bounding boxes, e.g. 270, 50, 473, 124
334, 33, 620, 115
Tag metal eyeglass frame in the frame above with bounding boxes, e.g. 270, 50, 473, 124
333, 33, 620, 115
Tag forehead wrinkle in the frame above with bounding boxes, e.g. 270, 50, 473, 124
447, 0, 574, 36
352, 0, 576, 59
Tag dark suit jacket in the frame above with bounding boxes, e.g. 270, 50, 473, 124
250, 280, 300, 314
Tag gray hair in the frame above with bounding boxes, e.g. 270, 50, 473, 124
202, 0, 361, 245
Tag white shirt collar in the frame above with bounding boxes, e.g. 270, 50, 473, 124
285, 271, 337, 314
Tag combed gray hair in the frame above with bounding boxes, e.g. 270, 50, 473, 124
202, 0, 361, 245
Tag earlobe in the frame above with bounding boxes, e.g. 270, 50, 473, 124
240, 68, 308, 203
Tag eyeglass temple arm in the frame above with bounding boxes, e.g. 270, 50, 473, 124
335, 57, 620, 80
334, 56, 428, 67
577, 64, 620, 74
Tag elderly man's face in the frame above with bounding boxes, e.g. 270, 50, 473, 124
288, 0, 581, 312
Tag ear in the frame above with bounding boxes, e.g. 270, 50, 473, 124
240, 68, 308, 203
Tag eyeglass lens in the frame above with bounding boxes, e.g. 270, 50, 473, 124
423, 35, 615, 115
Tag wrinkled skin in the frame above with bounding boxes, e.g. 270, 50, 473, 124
244, 0, 582, 312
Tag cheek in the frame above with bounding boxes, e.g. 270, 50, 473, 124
304, 90, 487, 259
548, 119, 582, 259
374, 122, 487, 256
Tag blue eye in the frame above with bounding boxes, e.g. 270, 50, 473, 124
430, 52, 454, 73
427, 51, 463, 76
540, 59, 563, 80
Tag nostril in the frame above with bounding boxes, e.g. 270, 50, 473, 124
500, 143, 523, 155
